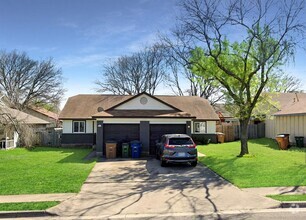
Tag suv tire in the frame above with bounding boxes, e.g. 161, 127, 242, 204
155, 149, 160, 160
190, 161, 197, 167
160, 158, 167, 167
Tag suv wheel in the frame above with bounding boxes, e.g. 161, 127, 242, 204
160, 158, 167, 167
190, 161, 197, 167
155, 149, 160, 160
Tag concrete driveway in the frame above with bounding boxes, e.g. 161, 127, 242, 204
48, 159, 280, 218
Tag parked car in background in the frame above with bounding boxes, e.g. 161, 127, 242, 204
156, 134, 197, 167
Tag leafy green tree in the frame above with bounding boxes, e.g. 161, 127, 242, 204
179, 0, 305, 156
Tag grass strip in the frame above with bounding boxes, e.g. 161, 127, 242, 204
267, 194, 306, 201
0, 201, 59, 211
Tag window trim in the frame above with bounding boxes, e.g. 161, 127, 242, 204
72, 120, 86, 133
194, 121, 207, 134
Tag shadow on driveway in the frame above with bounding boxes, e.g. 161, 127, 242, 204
48, 159, 279, 218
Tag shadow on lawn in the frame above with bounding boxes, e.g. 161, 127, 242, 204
248, 138, 306, 153
248, 138, 279, 150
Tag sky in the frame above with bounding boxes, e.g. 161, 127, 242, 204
0, 0, 305, 108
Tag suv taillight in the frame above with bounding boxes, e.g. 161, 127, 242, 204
188, 144, 197, 148
165, 144, 175, 149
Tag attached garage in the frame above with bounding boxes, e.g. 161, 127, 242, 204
149, 124, 186, 155
60, 92, 220, 156
103, 124, 140, 155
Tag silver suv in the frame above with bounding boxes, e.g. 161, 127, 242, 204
156, 134, 197, 167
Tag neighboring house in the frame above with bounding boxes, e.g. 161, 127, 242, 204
25, 107, 59, 127
214, 103, 239, 124
59, 92, 219, 156
265, 92, 306, 145
0, 107, 50, 149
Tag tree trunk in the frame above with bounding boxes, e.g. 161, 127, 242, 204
239, 118, 250, 157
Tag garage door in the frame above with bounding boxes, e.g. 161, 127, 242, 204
149, 124, 186, 155
103, 124, 140, 155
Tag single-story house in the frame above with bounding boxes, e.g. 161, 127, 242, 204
0, 106, 50, 149
265, 92, 306, 145
59, 92, 220, 156
213, 103, 239, 124
25, 107, 60, 128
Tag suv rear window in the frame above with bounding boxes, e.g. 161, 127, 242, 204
168, 138, 193, 145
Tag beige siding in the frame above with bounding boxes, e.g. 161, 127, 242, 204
265, 117, 276, 139
86, 120, 95, 133
62, 120, 72, 133
265, 115, 306, 143
115, 94, 173, 110
207, 121, 216, 133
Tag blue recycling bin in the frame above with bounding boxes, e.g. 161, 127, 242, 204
130, 141, 142, 158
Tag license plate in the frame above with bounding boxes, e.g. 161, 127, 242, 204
177, 152, 185, 157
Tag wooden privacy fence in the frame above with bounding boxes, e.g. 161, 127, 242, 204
36, 128, 62, 146
216, 122, 265, 142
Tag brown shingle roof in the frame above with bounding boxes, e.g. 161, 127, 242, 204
60, 93, 219, 120
31, 107, 59, 120
59, 94, 131, 119
272, 93, 306, 116
1, 107, 50, 124
213, 103, 233, 118
156, 95, 219, 120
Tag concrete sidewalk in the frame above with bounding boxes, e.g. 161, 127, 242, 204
0, 193, 76, 203
243, 186, 306, 196
1, 186, 304, 204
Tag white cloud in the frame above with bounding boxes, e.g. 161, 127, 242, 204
126, 33, 158, 52
83, 23, 136, 39
57, 53, 108, 68
58, 19, 79, 29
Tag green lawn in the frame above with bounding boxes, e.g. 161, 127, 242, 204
197, 138, 306, 188
0, 147, 95, 195
0, 201, 59, 211
267, 194, 306, 202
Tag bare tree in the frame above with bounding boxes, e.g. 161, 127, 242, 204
0, 96, 19, 134
166, 60, 224, 105
175, 0, 305, 156
266, 72, 303, 93
160, 28, 224, 105
0, 50, 64, 110
0, 96, 38, 147
95, 44, 166, 95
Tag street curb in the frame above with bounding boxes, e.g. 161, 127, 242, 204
1, 207, 306, 219
0, 210, 56, 218
281, 202, 306, 208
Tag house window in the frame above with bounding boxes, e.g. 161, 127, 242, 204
194, 122, 206, 133
73, 121, 85, 133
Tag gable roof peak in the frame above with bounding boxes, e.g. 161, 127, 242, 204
106, 92, 183, 112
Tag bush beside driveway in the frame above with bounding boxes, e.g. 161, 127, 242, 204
197, 138, 306, 188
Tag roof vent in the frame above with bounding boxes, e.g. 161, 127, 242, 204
140, 97, 148, 105
97, 107, 104, 112
295, 92, 299, 102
